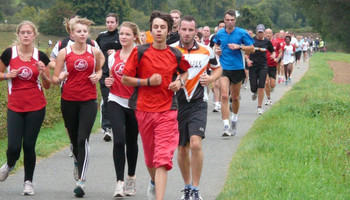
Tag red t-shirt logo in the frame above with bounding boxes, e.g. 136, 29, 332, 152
18, 66, 33, 80
114, 62, 125, 78
74, 59, 88, 71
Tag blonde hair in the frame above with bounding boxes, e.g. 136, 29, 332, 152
14, 21, 39, 46
69, 16, 95, 33
63, 16, 78, 34
170, 9, 182, 17
120, 21, 142, 45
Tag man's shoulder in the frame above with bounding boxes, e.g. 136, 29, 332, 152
98, 30, 108, 35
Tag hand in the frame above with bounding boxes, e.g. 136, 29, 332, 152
88, 73, 100, 84
228, 43, 241, 50
199, 74, 212, 86
105, 75, 114, 88
149, 73, 162, 86
58, 71, 69, 82
247, 59, 253, 67
35, 61, 46, 75
168, 79, 182, 92
107, 49, 116, 56
7, 69, 19, 79
215, 47, 222, 56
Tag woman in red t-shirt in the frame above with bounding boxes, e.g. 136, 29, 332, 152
104, 21, 141, 197
52, 16, 102, 197
0, 21, 51, 196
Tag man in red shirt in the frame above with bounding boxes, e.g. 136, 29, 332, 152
122, 11, 190, 200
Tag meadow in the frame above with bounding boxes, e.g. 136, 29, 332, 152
218, 53, 350, 199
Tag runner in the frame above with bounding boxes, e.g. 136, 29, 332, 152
172, 15, 222, 200
96, 13, 123, 142
121, 11, 190, 200
276, 30, 286, 84
264, 28, 280, 106
167, 9, 182, 45
280, 35, 295, 85
246, 24, 275, 115
104, 21, 141, 197
201, 26, 211, 46
0, 21, 51, 196
295, 36, 302, 68
52, 16, 103, 198
301, 37, 309, 62
213, 9, 255, 136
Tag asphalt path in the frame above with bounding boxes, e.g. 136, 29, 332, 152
0, 61, 308, 200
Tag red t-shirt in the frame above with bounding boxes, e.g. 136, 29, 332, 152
267, 38, 280, 67
109, 50, 134, 98
62, 45, 97, 101
4, 46, 48, 112
123, 45, 190, 112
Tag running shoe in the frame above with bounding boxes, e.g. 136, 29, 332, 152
147, 180, 156, 200
213, 103, 220, 112
257, 107, 264, 115
230, 120, 238, 136
74, 180, 86, 197
244, 81, 248, 89
281, 76, 285, 83
0, 163, 11, 182
22, 180, 35, 196
278, 76, 281, 84
125, 176, 136, 196
73, 162, 79, 181
191, 189, 203, 200
113, 180, 125, 197
103, 128, 112, 142
288, 77, 292, 83
252, 93, 257, 101
222, 125, 231, 137
181, 187, 192, 200
265, 100, 272, 105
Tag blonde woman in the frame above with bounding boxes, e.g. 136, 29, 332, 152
52, 17, 102, 197
105, 21, 141, 197
0, 21, 51, 196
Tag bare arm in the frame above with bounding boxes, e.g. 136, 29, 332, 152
52, 49, 67, 85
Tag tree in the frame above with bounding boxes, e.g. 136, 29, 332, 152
22, 0, 57, 9
237, 5, 273, 30
38, 0, 75, 36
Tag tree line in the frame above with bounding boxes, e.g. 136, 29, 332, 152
0, 0, 349, 51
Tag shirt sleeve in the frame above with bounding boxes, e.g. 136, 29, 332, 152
213, 33, 220, 45
0, 48, 12, 66
50, 42, 59, 59
108, 52, 115, 70
177, 55, 190, 74
242, 31, 254, 46
267, 40, 275, 53
123, 47, 139, 77
39, 51, 50, 66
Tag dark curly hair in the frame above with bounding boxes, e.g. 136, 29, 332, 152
149, 10, 173, 33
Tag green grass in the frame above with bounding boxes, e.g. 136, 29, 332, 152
0, 112, 101, 174
218, 52, 350, 200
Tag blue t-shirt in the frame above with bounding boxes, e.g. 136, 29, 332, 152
213, 27, 254, 70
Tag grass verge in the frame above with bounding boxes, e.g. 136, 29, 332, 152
217, 52, 350, 200
0, 112, 101, 173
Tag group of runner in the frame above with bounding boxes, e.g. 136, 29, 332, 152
0, 7, 314, 200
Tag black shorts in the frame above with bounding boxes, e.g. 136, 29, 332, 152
178, 101, 207, 146
267, 66, 277, 79
295, 51, 302, 61
222, 69, 246, 84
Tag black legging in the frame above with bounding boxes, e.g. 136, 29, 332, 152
249, 66, 268, 93
108, 101, 139, 181
61, 99, 97, 181
99, 74, 111, 131
6, 107, 45, 182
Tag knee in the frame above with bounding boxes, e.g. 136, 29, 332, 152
7, 146, 21, 158
190, 139, 202, 153
231, 94, 240, 103
221, 93, 229, 102
178, 146, 189, 157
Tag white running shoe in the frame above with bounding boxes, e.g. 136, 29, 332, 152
113, 180, 125, 197
230, 120, 238, 136
222, 125, 231, 137
22, 180, 35, 196
181, 187, 192, 200
73, 162, 79, 181
74, 180, 86, 197
192, 189, 203, 200
125, 176, 136, 196
257, 107, 264, 115
252, 93, 257, 101
213, 103, 220, 112
147, 181, 156, 200
103, 128, 112, 141
0, 163, 11, 182
265, 100, 272, 105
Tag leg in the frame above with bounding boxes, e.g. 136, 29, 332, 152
257, 67, 268, 108
230, 82, 242, 114
265, 74, 271, 100
99, 74, 111, 132
177, 144, 191, 185
220, 76, 230, 120
155, 166, 167, 200
125, 108, 139, 177
6, 109, 25, 168
22, 108, 45, 182
190, 135, 203, 187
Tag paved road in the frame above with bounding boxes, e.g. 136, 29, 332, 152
0, 62, 308, 200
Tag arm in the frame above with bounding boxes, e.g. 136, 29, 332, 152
36, 61, 51, 89
199, 66, 222, 86
52, 49, 67, 85
89, 47, 103, 84
122, 73, 162, 87
168, 71, 189, 92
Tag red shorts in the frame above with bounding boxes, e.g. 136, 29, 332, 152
135, 110, 179, 170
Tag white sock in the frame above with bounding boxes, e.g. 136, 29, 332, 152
223, 119, 230, 127
231, 113, 238, 122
